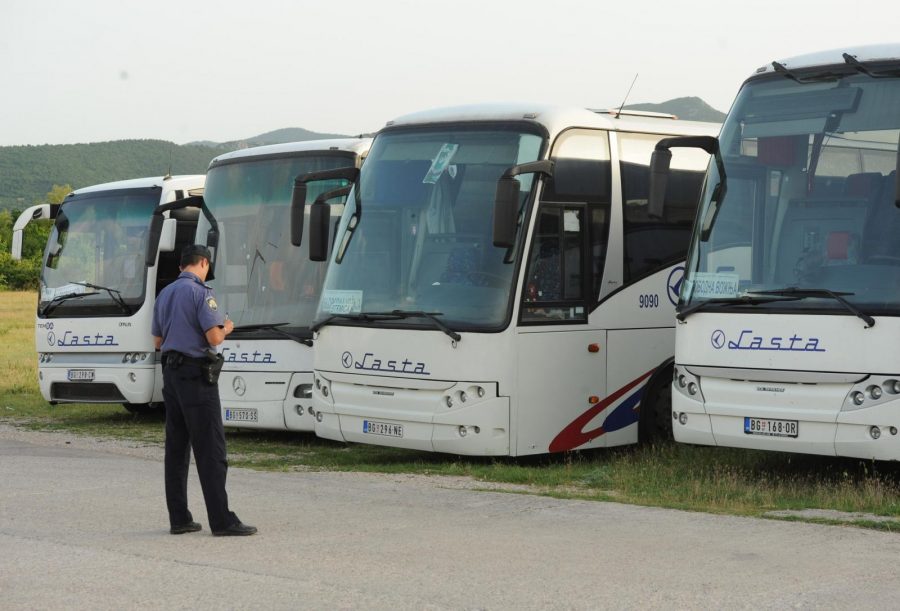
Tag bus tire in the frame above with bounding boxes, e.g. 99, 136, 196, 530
638, 368, 673, 444
123, 402, 164, 415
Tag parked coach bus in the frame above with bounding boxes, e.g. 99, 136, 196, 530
650, 45, 900, 460
195, 139, 371, 431
20, 176, 205, 413
297, 104, 717, 455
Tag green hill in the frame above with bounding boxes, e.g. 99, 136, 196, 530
624, 96, 726, 123
0, 127, 352, 211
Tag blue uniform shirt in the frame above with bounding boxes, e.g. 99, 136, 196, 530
152, 271, 225, 358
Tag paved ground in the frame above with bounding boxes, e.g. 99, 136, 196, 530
2, 431, 900, 610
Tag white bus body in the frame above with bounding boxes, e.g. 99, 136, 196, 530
669, 45, 900, 460
196, 139, 371, 431
307, 105, 717, 455
32, 175, 205, 411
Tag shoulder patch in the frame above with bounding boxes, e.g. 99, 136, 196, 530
206, 297, 218, 311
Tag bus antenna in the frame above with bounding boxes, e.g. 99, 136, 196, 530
614, 73, 639, 119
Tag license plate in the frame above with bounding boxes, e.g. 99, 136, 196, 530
744, 417, 799, 438
67, 369, 95, 381
363, 420, 403, 437
224, 408, 258, 423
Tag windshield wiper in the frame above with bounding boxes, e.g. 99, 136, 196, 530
70, 281, 132, 315
369, 310, 461, 342
309, 311, 404, 334
676, 294, 800, 321
231, 322, 312, 346
39, 290, 100, 316
748, 288, 875, 328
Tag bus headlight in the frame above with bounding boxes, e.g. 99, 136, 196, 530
852, 391, 865, 406
687, 382, 698, 396
870, 426, 881, 440
678, 375, 687, 388
869, 385, 883, 400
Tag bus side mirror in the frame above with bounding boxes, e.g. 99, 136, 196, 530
11, 204, 52, 260
309, 202, 331, 262
146, 214, 164, 267
648, 149, 673, 219
158, 218, 178, 253
493, 177, 521, 248
290, 181, 307, 247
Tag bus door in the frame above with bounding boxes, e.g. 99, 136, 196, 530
515, 129, 612, 454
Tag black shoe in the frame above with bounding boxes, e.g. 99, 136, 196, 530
212, 522, 257, 537
170, 521, 202, 535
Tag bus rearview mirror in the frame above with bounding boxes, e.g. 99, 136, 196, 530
291, 182, 308, 247
309, 202, 330, 262
145, 214, 164, 267
648, 149, 672, 219
493, 177, 520, 248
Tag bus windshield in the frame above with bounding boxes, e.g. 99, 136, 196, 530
317, 126, 544, 330
684, 70, 900, 315
40, 188, 159, 317
199, 153, 356, 330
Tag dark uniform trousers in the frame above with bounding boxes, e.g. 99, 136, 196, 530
162, 362, 237, 531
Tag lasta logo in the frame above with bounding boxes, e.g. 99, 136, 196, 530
711, 329, 825, 352
52, 330, 118, 347
341, 351, 430, 375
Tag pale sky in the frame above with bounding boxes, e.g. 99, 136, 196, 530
2, 0, 897, 146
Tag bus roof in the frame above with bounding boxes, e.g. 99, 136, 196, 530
754, 43, 900, 76
70, 175, 205, 197
209, 138, 372, 168
384, 104, 719, 140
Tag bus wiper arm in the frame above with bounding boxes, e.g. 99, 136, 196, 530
309, 311, 404, 334
39, 291, 100, 316
747, 288, 875, 328
676, 295, 800, 321
70, 281, 132, 314
232, 322, 312, 346
370, 310, 461, 342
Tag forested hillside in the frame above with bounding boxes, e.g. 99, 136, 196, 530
0, 140, 217, 210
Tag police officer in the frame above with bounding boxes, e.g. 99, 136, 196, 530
152, 244, 256, 537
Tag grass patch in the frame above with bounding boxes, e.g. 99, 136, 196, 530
3, 290, 900, 528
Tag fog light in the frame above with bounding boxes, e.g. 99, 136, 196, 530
458, 426, 467, 437
315, 378, 321, 389
869, 385, 883, 400
477, 386, 485, 398
128, 372, 137, 382
678, 375, 687, 388
687, 382, 698, 396
852, 391, 865, 406
473, 426, 480, 434
891, 427, 898, 436
870, 426, 881, 440
294, 384, 313, 399
679, 412, 688, 425
316, 411, 324, 422
308, 406, 315, 416
122, 354, 131, 363
295, 405, 303, 415
322, 386, 329, 397
459, 392, 468, 403
673, 411, 679, 420
892, 380, 900, 394
445, 396, 453, 408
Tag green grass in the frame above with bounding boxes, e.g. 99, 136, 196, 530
3, 291, 900, 528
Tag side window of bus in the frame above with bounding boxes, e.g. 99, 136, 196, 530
521, 129, 611, 323
618, 133, 708, 283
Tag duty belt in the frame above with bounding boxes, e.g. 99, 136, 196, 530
162, 351, 208, 369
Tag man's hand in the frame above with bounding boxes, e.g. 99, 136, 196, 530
223, 318, 234, 336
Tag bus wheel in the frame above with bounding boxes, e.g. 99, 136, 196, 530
638, 372, 673, 444
123, 402, 164, 415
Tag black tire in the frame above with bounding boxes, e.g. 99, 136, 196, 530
123, 402, 164, 415
638, 370, 673, 444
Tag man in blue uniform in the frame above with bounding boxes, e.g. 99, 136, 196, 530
152, 244, 256, 536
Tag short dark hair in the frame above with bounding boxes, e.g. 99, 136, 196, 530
180, 244, 212, 267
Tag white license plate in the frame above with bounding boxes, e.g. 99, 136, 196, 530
225, 408, 258, 423
744, 417, 799, 438
363, 420, 403, 437
67, 369, 95, 381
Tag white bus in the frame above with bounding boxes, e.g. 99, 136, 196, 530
653, 45, 900, 460
300, 105, 717, 455
27, 175, 205, 413
195, 139, 371, 431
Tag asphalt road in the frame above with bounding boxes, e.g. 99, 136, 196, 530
2, 432, 900, 610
